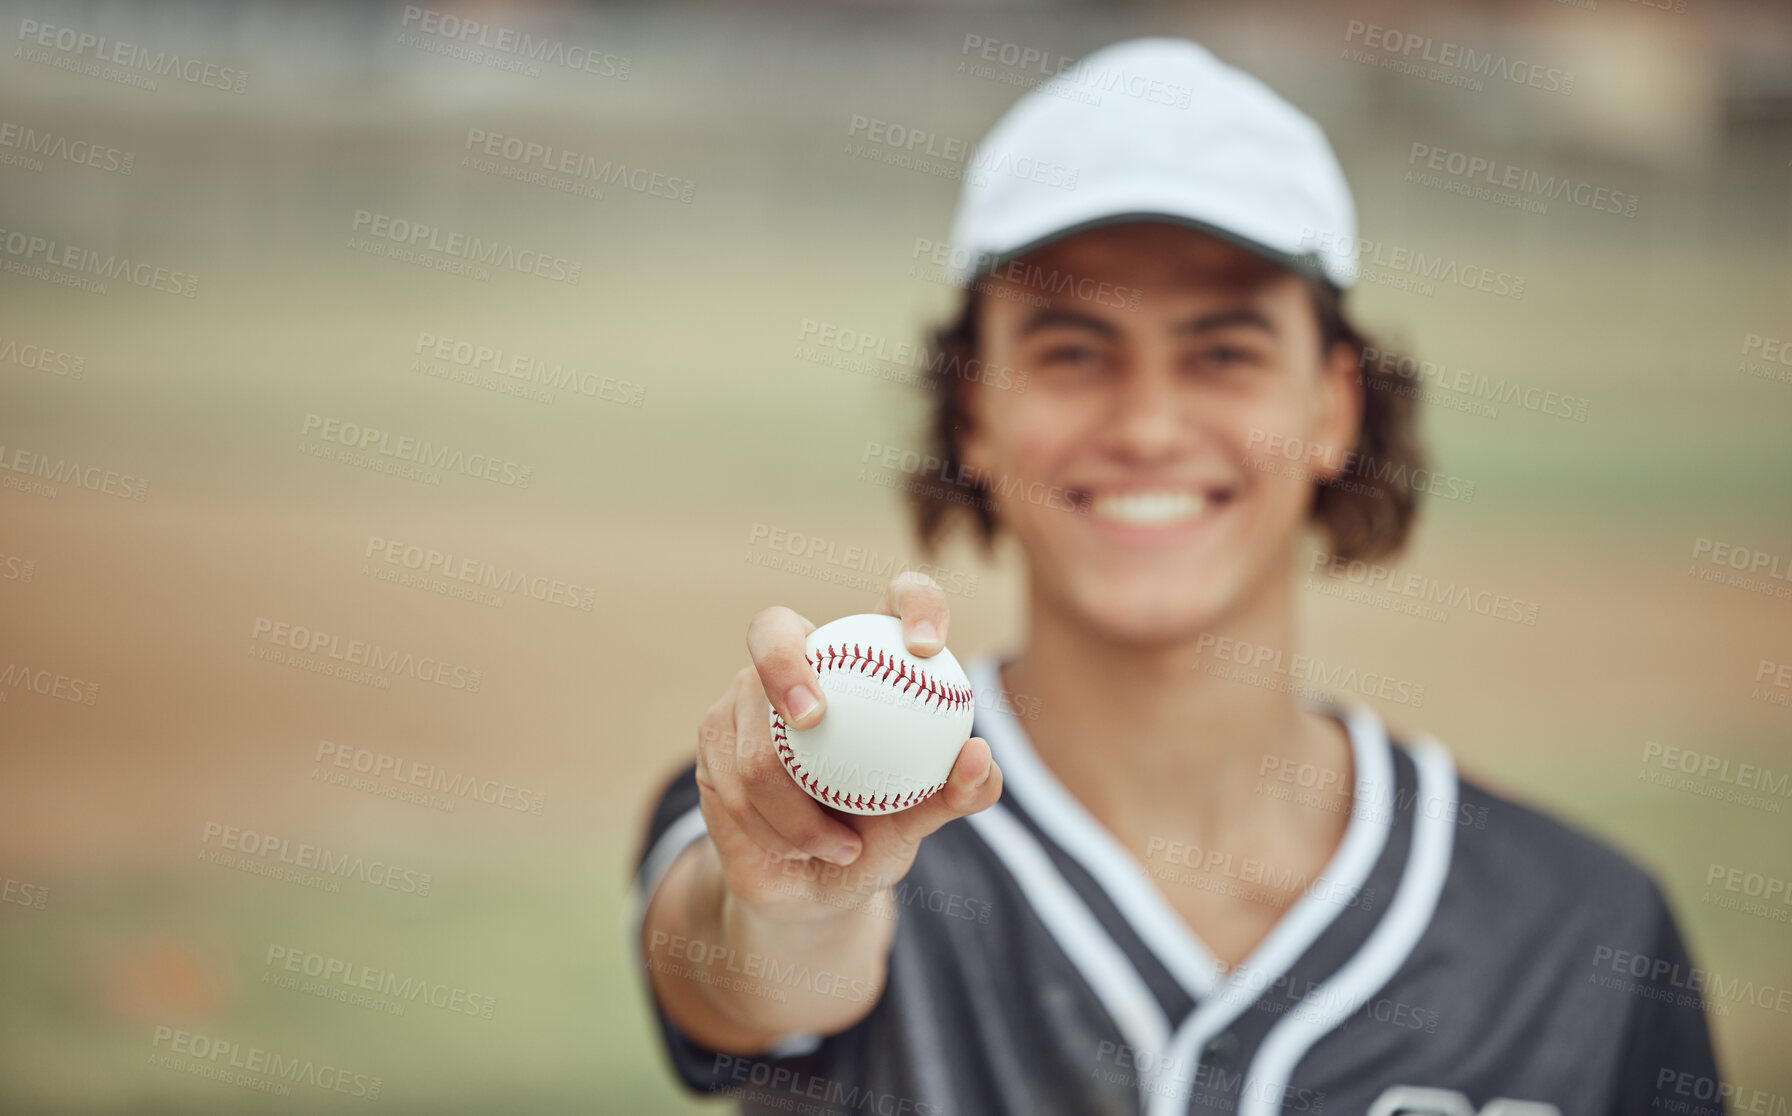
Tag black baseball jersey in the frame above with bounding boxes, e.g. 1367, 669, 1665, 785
629, 657, 1724, 1116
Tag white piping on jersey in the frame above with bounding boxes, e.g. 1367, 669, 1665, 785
966, 659, 1394, 1008
964, 805, 1174, 1070
1234, 739, 1458, 1116
628, 805, 824, 1059
967, 658, 1223, 998
633, 805, 710, 947
637, 801, 1172, 1068
964, 656, 1400, 1114
1139, 696, 1398, 1116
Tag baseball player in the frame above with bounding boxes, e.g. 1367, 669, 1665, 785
631, 37, 1724, 1116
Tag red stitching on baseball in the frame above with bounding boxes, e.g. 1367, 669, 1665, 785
769, 706, 949, 815
806, 643, 973, 713
767, 640, 967, 813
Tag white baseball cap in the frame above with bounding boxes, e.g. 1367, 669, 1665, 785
945, 36, 1359, 290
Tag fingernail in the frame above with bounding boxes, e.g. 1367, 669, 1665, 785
828, 841, 861, 866
786, 685, 820, 726
909, 620, 940, 647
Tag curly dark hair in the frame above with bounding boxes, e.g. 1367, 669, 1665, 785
906, 275, 1427, 565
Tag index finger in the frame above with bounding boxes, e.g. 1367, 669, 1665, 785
746, 606, 823, 730
876, 571, 950, 658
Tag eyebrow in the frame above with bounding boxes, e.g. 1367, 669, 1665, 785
1175, 307, 1277, 338
1014, 305, 1277, 339
1015, 306, 1119, 339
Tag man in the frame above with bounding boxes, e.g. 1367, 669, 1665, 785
631, 37, 1724, 1116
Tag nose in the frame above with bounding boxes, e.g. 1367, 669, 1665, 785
1105, 364, 1186, 464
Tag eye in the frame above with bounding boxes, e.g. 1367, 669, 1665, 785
1191, 342, 1266, 374
1040, 344, 1102, 368
1027, 341, 1111, 383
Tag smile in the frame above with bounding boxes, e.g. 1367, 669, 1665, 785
1084, 488, 1233, 528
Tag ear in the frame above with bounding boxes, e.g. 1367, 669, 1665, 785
958, 391, 989, 478
954, 345, 992, 480
1307, 340, 1365, 484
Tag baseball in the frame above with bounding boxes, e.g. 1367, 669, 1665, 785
769, 613, 976, 816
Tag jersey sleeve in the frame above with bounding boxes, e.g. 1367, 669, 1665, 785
1603, 883, 1726, 1115
626, 761, 847, 1097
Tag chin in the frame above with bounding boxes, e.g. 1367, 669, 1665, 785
1064, 567, 1242, 648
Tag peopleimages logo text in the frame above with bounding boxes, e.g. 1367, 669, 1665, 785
251, 617, 483, 693
1299, 227, 1523, 299
1344, 20, 1575, 94
349, 210, 581, 284
301, 414, 532, 488
399, 6, 630, 79
0, 226, 197, 296
16, 19, 250, 93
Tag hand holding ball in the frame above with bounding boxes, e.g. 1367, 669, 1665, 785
769, 613, 976, 816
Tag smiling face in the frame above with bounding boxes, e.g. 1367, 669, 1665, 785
960, 222, 1364, 645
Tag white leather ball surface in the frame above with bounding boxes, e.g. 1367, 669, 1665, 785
769, 613, 975, 816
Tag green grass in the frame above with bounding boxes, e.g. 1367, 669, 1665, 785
0, 852, 723, 1115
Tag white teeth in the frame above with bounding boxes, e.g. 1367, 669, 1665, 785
1090, 489, 1209, 526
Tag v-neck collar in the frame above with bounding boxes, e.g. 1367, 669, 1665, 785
965, 655, 1397, 1010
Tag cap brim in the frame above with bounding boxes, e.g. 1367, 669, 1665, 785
961, 210, 1339, 292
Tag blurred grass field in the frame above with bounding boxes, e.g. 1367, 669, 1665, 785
3, 1, 1790, 1112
